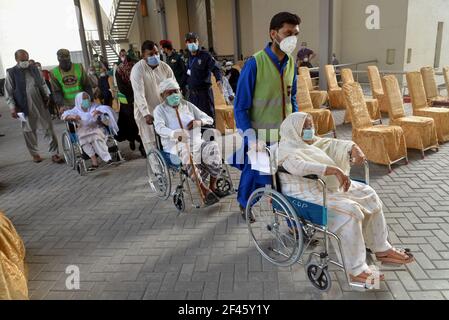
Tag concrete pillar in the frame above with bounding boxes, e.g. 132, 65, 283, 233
74, 0, 90, 68
157, 0, 168, 40
231, 0, 242, 61
319, 0, 333, 90
94, 0, 108, 64
205, 0, 214, 51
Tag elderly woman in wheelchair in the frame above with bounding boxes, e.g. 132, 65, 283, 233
61, 92, 121, 173
152, 78, 230, 207
274, 112, 414, 287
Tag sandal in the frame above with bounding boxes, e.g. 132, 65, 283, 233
350, 270, 385, 285
240, 205, 256, 224
204, 192, 220, 206
376, 248, 414, 265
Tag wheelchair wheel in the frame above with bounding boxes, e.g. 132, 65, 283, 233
62, 132, 75, 169
306, 263, 332, 292
247, 188, 304, 267
147, 150, 171, 200
173, 187, 186, 213
215, 177, 232, 197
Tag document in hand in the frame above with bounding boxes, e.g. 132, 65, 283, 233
247, 149, 272, 174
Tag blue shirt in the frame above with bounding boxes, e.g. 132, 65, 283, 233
187, 50, 222, 90
234, 43, 299, 136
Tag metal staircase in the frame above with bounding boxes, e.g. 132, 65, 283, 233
108, 0, 140, 41
86, 31, 121, 67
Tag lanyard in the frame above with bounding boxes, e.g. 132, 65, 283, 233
188, 57, 198, 70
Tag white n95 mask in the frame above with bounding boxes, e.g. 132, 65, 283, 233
280, 36, 298, 55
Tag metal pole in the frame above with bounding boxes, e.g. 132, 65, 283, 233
157, 0, 168, 40
74, 0, 90, 68
94, 0, 108, 65
205, 0, 214, 51
231, 0, 242, 62
319, 0, 333, 90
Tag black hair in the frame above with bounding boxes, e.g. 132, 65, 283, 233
269, 12, 301, 32
14, 49, 28, 59
162, 42, 173, 50
120, 49, 126, 54
141, 40, 156, 53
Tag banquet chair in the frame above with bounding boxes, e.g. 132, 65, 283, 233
342, 82, 408, 173
406, 71, 449, 143
367, 66, 390, 114
383, 75, 438, 158
298, 67, 328, 109
341, 68, 381, 124
297, 75, 336, 137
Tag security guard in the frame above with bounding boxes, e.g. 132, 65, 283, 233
185, 32, 222, 123
50, 49, 93, 112
161, 40, 187, 96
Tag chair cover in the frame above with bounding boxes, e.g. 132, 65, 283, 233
421, 66, 449, 106
325, 65, 346, 109
343, 82, 407, 166
383, 75, 438, 151
368, 66, 390, 113
298, 67, 328, 109
407, 72, 449, 142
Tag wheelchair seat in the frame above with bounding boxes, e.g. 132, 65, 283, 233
161, 151, 182, 170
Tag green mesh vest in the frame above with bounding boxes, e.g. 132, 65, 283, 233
251, 50, 295, 143
52, 63, 83, 106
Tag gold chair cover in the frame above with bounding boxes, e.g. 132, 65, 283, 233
407, 72, 449, 142
444, 67, 449, 95
421, 67, 449, 106
325, 65, 346, 109
367, 66, 390, 113
341, 68, 355, 85
298, 67, 328, 109
297, 76, 335, 136
383, 75, 438, 151
0, 212, 28, 300
340, 69, 380, 123
343, 82, 407, 166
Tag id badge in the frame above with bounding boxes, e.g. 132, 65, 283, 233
187, 69, 192, 76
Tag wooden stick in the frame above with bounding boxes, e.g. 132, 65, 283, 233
174, 107, 206, 206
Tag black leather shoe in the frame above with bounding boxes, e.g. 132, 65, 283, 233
240, 205, 256, 224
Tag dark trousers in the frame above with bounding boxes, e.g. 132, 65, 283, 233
188, 87, 215, 124
0, 79, 5, 96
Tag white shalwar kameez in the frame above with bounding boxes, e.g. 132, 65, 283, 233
130, 60, 174, 153
277, 113, 392, 276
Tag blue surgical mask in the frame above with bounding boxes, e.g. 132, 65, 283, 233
81, 99, 91, 110
187, 43, 199, 53
147, 55, 160, 66
166, 93, 181, 107
302, 128, 315, 141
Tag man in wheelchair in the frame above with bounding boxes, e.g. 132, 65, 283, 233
276, 112, 414, 285
153, 78, 225, 206
62, 92, 118, 170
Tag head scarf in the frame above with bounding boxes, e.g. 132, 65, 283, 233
159, 78, 180, 95
278, 112, 342, 191
117, 57, 135, 84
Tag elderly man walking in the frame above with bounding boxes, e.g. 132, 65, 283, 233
4, 49, 64, 163
130, 40, 174, 154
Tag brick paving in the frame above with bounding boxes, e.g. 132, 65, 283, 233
1, 96, 449, 300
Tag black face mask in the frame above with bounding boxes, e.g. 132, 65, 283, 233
60, 60, 72, 72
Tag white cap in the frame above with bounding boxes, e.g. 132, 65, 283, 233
225, 61, 233, 67
159, 78, 180, 94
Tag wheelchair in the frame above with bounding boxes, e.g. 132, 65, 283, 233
61, 117, 124, 176
245, 146, 375, 292
146, 129, 236, 213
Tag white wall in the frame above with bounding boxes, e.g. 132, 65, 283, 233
404, 0, 449, 73
339, 0, 408, 72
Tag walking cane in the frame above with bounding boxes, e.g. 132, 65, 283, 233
173, 107, 206, 206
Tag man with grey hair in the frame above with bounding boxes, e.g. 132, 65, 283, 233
5, 49, 64, 163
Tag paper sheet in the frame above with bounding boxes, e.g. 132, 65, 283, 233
247, 149, 272, 174
17, 112, 27, 123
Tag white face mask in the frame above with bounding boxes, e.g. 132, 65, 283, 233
278, 35, 298, 55
19, 61, 30, 69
